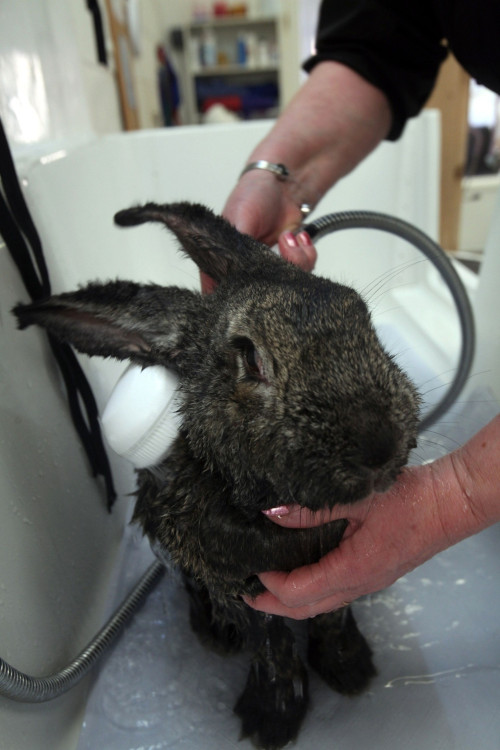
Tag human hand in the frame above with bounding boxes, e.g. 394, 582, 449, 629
201, 61, 393, 293
244, 442, 492, 620
200, 172, 317, 294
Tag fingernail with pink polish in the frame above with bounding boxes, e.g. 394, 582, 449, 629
297, 231, 313, 246
282, 231, 298, 248
262, 505, 291, 517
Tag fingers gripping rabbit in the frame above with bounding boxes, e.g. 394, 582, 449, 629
14, 202, 420, 749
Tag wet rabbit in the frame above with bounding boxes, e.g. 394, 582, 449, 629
14, 202, 420, 749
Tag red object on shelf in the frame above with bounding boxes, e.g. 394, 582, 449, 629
201, 95, 242, 113
213, 2, 228, 15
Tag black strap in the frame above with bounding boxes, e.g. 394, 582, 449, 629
0, 120, 50, 297
0, 116, 116, 510
0, 190, 46, 299
86, 0, 108, 66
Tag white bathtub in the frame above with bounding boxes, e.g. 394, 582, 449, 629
1, 114, 499, 750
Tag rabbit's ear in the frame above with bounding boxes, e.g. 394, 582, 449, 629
13, 281, 201, 367
114, 202, 273, 282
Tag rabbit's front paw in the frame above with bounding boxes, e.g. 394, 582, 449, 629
234, 656, 309, 750
185, 579, 245, 655
308, 607, 376, 694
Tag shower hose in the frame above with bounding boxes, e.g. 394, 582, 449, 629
0, 210, 475, 703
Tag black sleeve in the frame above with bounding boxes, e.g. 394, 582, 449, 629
303, 0, 448, 140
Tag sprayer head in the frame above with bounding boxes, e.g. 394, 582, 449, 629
100, 364, 182, 468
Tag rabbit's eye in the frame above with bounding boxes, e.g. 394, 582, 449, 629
244, 345, 262, 377
233, 337, 268, 383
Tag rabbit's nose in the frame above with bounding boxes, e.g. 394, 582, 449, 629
355, 421, 401, 470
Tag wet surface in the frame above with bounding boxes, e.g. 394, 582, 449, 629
78, 389, 500, 750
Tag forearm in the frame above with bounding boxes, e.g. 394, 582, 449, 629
438, 413, 500, 543
240, 61, 392, 210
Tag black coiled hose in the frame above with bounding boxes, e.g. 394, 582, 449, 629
0, 211, 475, 702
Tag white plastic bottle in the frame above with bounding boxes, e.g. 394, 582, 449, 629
201, 29, 217, 67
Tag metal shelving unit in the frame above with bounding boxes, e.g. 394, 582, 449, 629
179, 15, 282, 123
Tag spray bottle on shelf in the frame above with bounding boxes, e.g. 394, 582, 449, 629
201, 28, 217, 67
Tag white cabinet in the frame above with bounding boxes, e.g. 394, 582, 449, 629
179, 16, 283, 123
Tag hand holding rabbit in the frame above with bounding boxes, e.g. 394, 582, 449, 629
247, 415, 500, 620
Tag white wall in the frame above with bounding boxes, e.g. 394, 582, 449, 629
0, 0, 122, 146
0, 0, 172, 144
131, 0, 165, 128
